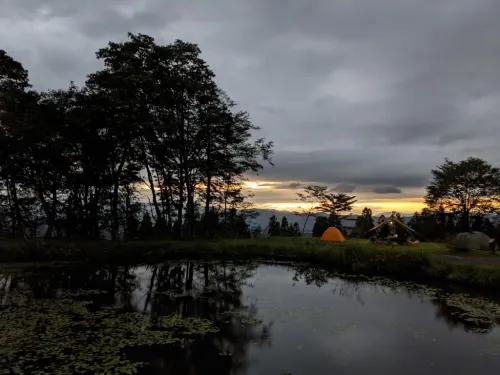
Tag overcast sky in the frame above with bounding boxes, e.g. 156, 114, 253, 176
2, 0, 500, 213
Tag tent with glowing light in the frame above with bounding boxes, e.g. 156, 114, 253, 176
366, 212, 433, 247
320, 227, 345, 242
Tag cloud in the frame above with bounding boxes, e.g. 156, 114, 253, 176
251, 149, 432, 188
277, 182, 302, 189
2, 0, 500, 194
372, 186, 403, 194
333, 182, 356, 193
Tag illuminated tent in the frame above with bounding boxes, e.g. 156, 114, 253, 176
368, 214, 412, 234
367, 212, 424, 246
320, 227, 345, 242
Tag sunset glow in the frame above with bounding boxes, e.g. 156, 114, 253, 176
138, 179, 427, 215
254, 200, 425, 215
242, 179, 427, 215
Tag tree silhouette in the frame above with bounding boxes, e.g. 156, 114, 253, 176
0, 33, 273, 241
425, 157, 500, 231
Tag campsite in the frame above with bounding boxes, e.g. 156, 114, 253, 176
2, 8, 500, 374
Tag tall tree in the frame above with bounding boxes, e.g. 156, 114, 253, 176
0, 50, 39, 239
0, 33, 273, 242
295, 185, 328, 234
425, 157, 500, 231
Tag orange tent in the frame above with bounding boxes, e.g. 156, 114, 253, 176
320, 227, 345, 242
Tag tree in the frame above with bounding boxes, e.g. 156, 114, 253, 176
267, 215, 280, 236
0, 33, 273, 242
425, 157, 500, 231
280, 216, 290, 236
327, 213, 343, 232
290, 222, 301, 237
354, 207, 374, 236
312, 216, 329, 237
294, 185, 328, 234
139, 212, 154, 239
407, 209, 444, 240
317, 193, 357, 216
471, 215, 495, 236
250, 225, 262, 238
312, 213, 344, 237
0, 50, 37, 239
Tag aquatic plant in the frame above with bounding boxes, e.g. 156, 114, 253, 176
438, 293, 500, 333
0, 290, 218, 374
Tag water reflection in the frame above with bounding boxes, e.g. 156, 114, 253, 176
2, 262, 500, 374
1, 262, 272, 374
290, 263, 500, 335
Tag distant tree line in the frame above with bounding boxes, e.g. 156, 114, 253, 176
0, 33, 273, 241
290, 157, 500, 242
266, 215, 301, 237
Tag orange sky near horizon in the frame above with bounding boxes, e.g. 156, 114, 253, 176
243, 180, 427, 215
138, 179, 427, 215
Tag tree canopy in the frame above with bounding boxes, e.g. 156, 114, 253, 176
425, 157, 500, 231
0, 33, 273, 241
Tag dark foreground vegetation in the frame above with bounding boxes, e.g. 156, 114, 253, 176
2, 238, 500, 292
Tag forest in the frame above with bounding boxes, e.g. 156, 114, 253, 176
0, 33, 273, 242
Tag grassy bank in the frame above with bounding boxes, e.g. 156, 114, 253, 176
1, 237, 500, 291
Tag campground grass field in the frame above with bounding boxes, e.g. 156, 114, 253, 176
216, 236, 500, 259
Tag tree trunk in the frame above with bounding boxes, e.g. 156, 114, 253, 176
142, 140, 162, 223
111, 146, 129, 242
186, 181, 195, 238
7, 178, 25, 240
177, 169, 184, 238
204, 175, 212, 237
111, 181, 120, 242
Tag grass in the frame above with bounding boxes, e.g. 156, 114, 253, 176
1, 236, 500, 291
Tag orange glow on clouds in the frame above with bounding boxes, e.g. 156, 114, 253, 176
139, 179, 426, 215
255, 200, 425, 215
242, 179, 426, 215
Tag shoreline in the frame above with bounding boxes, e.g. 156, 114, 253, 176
1, 238, 500, 292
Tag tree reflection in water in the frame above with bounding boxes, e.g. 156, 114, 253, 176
3, 261, 499, 374
1, 261, 273, 375
290, 263, 500, 335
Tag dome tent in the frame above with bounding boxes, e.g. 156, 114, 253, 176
452, 231, 495, 252
320, 227, 345, 242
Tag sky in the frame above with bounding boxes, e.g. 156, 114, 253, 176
2, 0, 500, 215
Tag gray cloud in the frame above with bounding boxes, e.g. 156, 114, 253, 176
279, 182, 302, 190
250, 149, 432, 188
2, 0, 500, 190
333, 182, 356, 193
372, 186, 403, 194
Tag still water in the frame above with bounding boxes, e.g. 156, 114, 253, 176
1, 261, 500, 374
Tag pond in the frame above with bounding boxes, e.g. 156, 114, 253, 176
1, 261, 500, 374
